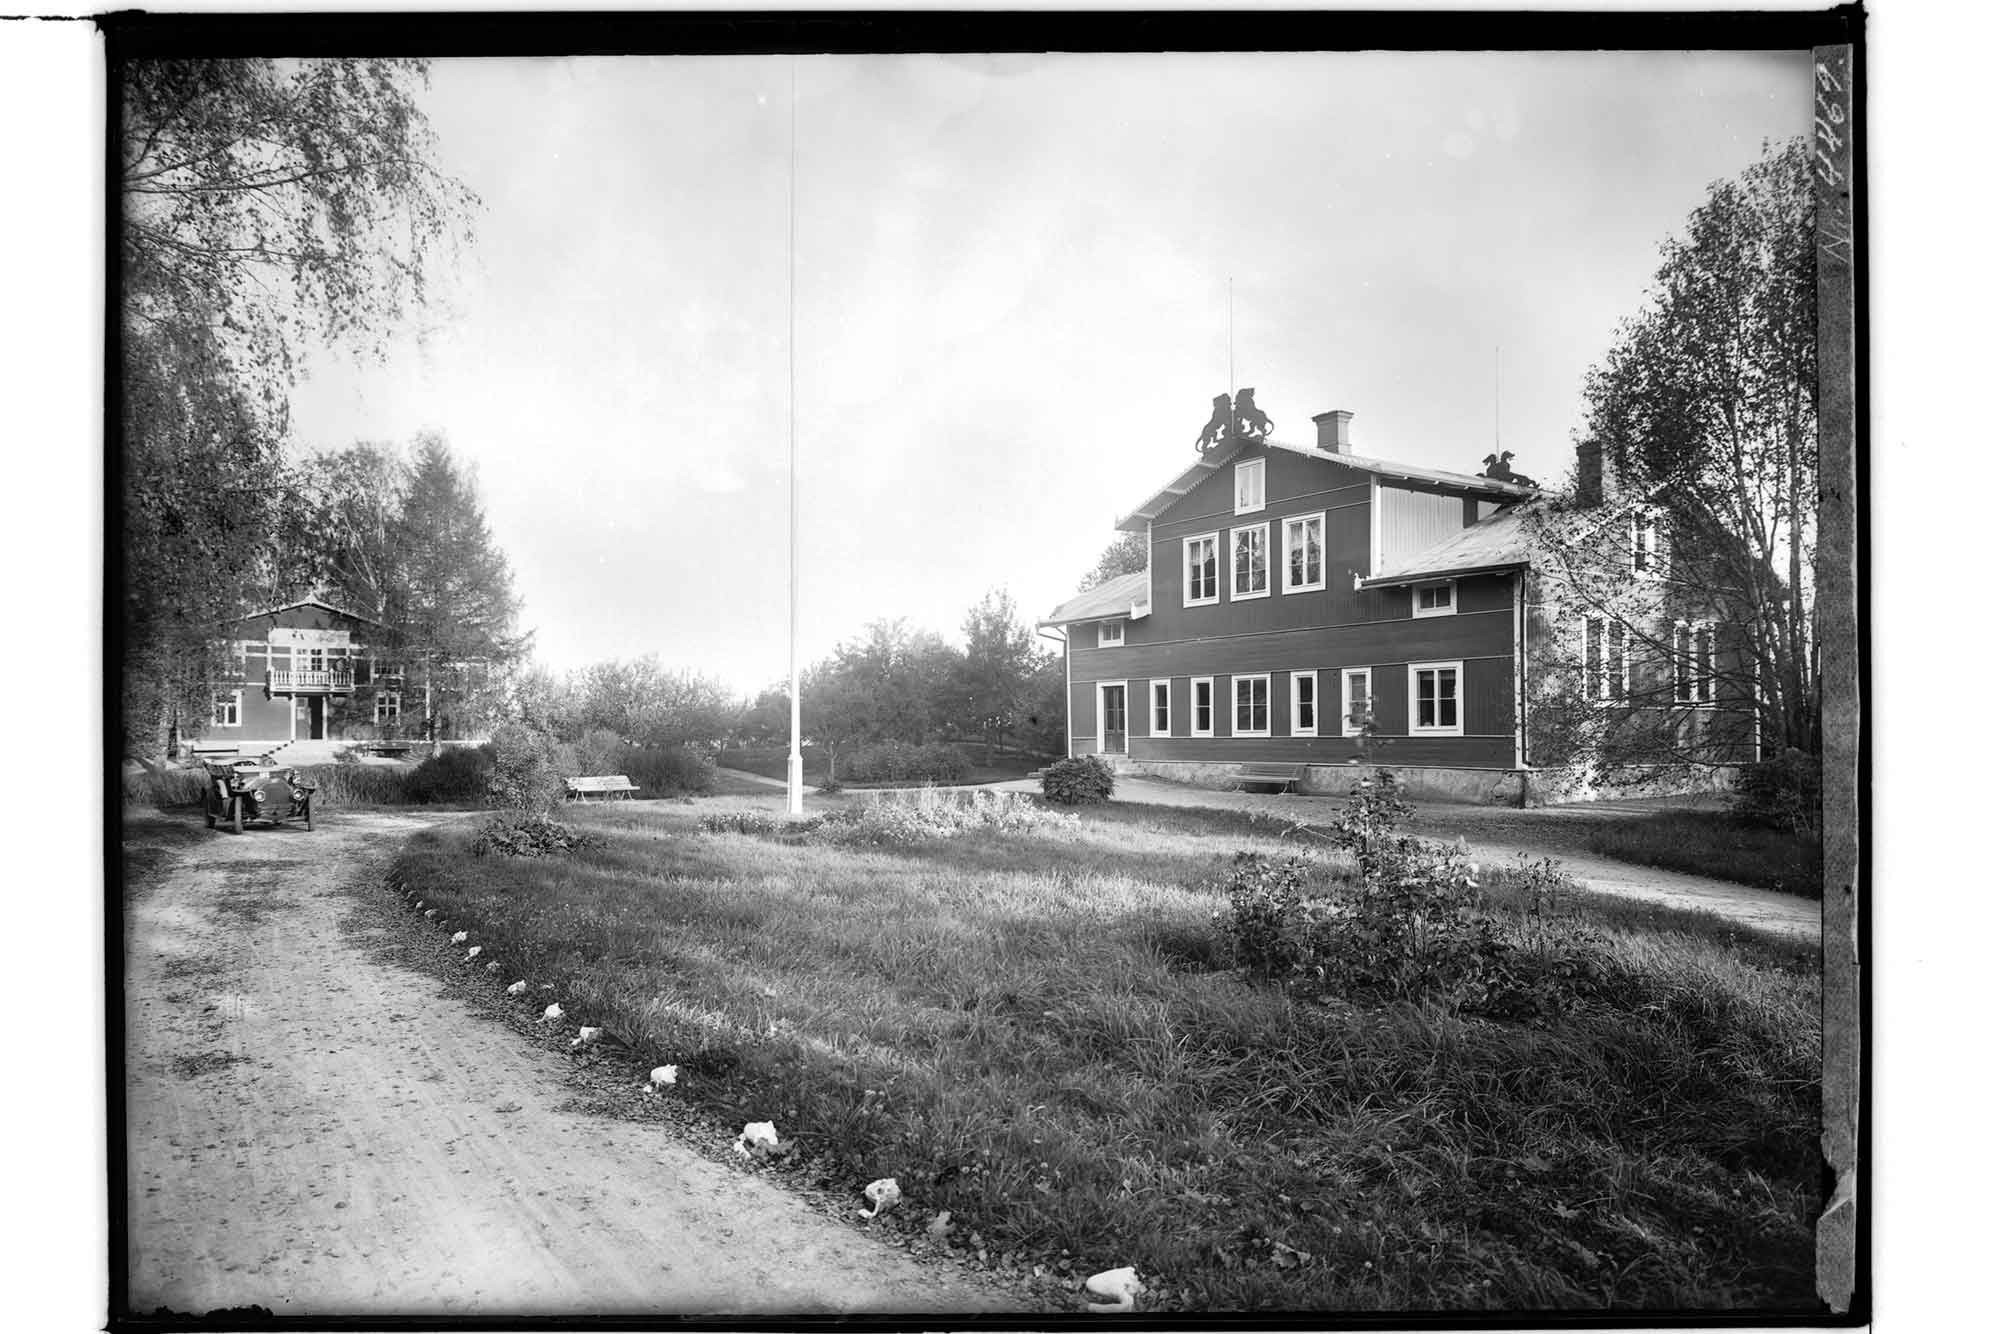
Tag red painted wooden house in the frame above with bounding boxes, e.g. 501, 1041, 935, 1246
1040, 408, 1755, 803
202, 599, 407, 754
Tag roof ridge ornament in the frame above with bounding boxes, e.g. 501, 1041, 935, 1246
1196, 388, 1274, 453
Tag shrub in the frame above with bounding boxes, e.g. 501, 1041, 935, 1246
840, 741, 970, 784
624, 744, 716, 797
1223, 852, 1338, 982
404, 745, 495, 805
1041, 755, 1115, 805
487, 723, 568, 812
572, 728, 628, 782
1733, 748, 1822, 836
815, 787, 1076, 846
473, 812, 592, 857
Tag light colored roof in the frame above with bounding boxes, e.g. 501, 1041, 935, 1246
1360, 503, 1539, 587
1114, 435, 1537, 533
1039, 570, 1149, 627
232, 597, 385, 628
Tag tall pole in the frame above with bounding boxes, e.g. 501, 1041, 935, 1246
1227, 276, 1234, 395
786, 58, 804, 816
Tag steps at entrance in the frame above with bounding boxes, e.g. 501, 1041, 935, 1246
265, 739, 341, 767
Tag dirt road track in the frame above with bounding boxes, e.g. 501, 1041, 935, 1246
122, 809, 1028, 1318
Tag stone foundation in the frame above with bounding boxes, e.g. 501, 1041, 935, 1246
1109, 758, 1531, 806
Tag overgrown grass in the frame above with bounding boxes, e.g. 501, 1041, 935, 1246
123, 761, 453, 810
1579, 812, 1823, 899
389, 799, 1820, 1312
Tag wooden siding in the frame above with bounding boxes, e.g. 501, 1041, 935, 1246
1379, 480, 1469, 569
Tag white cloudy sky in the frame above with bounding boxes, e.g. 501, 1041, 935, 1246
284, 50, 1811, 696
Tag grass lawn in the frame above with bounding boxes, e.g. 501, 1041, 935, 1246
1408, 803, 1823, 900
389, 795, 1821, 1313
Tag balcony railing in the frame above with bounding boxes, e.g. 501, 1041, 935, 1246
268, 667, 355, 694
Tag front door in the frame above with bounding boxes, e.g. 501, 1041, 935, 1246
1100, 683, 1127, 754
294, 695, 326, 740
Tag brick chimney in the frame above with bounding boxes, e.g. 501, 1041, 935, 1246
1574, 438, 1616, 507
1312, 409, 1354, 454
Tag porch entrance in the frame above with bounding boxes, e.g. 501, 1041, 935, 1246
294, 695, 326, 740
1099, 683, 1127, 754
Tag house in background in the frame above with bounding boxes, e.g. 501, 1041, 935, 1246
198, 598, 407, 759
1039, 406, 1755, 803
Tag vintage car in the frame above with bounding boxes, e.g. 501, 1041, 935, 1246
203, 756, 316, 833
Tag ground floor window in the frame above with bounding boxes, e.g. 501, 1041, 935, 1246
1341, 667, 1372, 737
1673, 621, 1716, 705
1191, 677, 1214, 737
1232, 674, 1270, 737
375, 691, 402, 724
212, 691, 241, 728
1290, 670, 1317, 736
1409, 662, 1462, 735
1150, 679, 1171, 736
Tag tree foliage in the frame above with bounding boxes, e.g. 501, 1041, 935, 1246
1528, 137, 1819, 781
119, 58, 477, 757
1078, 532, 1148, 592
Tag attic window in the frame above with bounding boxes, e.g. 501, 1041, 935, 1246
1234, 459, 1265, 515
1098, 621, 1125, 648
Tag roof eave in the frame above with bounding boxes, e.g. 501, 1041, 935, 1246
1359, 559, 1529, 589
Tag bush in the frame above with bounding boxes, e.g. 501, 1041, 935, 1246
488, 723, 567, 812
624, 744, 716, 797
473, 812, 592, 858
840, 741, 970, 785
698, 788, 1077, 847
404, 746, 496, 805
1223, 852, 1338, 981
1733, 748, 1822, 836
1041, 755, 1115, 805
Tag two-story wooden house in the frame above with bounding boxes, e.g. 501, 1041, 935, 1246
1040, 408, 1755, 803
202, 598, 407, 754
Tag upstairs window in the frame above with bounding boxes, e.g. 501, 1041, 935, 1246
1413, 581, 1456, 618
1632, 510, 1660, 575
1184, 534, 1219, 606
1234, 459, 1266, 514
1098, 621, 1124, 648
1584, 616, 1629, 702
1283, 513, 1325, 592
1231, 524, 1269, 599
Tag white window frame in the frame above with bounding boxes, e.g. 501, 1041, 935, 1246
213, 690, 242, 728
1191, 677, 1215, 737
1231, 674, 1271, 738
1408, 661, 1464, 736
1412, 580, 1457, 618
1631, 510, 1660, 576
1150, 678, 1172, 736
1282, 511, 1326, 593
1097, 620, 1124, 648
375, 690, 402, 724
1183, 533, 1219, 607
1229, 522, 1270, 600
1234, 458, 1265, 515
1340, 668, 1373, 738
1583, 617, 1629, 703
1290, 670, 1319, 737
1674, 621, 1716, 706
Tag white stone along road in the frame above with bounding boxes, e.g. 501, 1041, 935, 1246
121, 809, 1027, 1319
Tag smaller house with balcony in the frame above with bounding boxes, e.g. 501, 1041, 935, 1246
203, 598, 406, 754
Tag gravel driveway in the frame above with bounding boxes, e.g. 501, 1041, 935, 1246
121, 808, 1030, 1318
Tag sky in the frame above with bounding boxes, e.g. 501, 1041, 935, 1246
282, 49, 1813, 698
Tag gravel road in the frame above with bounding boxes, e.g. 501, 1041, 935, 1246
122, 808, 1030, 1319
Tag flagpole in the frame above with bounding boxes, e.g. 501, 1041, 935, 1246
786, 57, 804, 816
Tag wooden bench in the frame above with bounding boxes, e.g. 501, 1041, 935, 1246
1236, 762, 1307, 794
566, 774, 639, 802
361, 741, 414, 758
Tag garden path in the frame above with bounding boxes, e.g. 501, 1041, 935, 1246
121, 808, 1028, 1318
